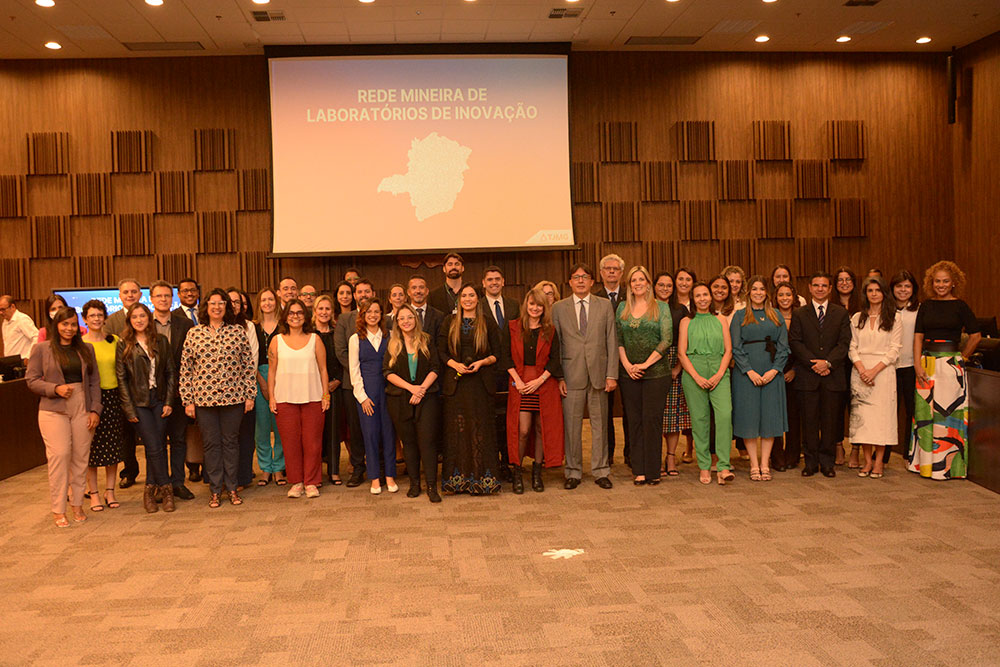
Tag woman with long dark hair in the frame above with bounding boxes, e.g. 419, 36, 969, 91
503, 288, 563, 493
438, 283, 502, 495
36, 294, 70, 343
313, 294, 344, 485
350, 298, 397, 494
384, 303, 442, 501
26, 307, 102, 527
770, 281, 802, 471
81, 299, 123, 511
655, 271, 690, 476
253, 287, 285, 485
117, 303, 177, 512
834, 266, 861, 467
673, 268, 698, 465
227, 287, 259, 490
849, 277, 902, 478
890, 270, 920, 462
332, 280, 356, 323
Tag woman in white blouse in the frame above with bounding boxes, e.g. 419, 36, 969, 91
848, 277, 903, 479
889, 271, 920, 459
268, 298, 329, 499
349, 298, 397, 495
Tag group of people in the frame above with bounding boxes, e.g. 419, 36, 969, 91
6, 251, 982, 528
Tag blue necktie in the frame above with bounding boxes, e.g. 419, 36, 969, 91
187, 307, 198, 325
817, 305, 825, 328
494, 301, 504, 329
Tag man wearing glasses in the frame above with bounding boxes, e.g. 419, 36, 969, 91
0, 295, 39, 360
173, 278, 201, 326
299, 284, 318, 317
550, 263, 618, 491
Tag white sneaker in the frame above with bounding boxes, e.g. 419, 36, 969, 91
287, 483, 304, 498
305, 485, 319, 498
370, 485, 382, 495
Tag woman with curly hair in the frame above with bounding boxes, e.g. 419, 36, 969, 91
909, 261, 981, 480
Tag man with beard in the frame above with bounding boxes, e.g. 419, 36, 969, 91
428, 252, 464, 315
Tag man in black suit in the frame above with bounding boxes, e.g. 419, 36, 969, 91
172, 277, 200, 327
593, 253, 630, 467
150, 280, 196, 499
334, 278, 376, 486
407, 274, 444, 341
482, 265, 519, 481
788, 272, 852, 477
427, 252, 464, 315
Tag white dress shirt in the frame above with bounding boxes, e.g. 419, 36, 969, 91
348, 329, 383, 404
812, 299, 830, 320
486, 295, 505, 325
3, 310, 39, 359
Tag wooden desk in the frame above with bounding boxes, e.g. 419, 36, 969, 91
968, 368, 1000, 494
0, 379, 46, 481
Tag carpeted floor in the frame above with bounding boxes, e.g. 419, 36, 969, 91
2, 423, 999, 666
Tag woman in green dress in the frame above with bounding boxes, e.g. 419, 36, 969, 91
730, 276, 789, 482
679, 283, 734, 486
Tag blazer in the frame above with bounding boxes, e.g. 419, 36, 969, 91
103, 308, 128, 338
158, 311, 194, 373
436, 314, 501, 397
483, 295, 520, 329
413, 304, 445, 342
116, 334, 178, 421
333, 311, 358, 389
788, 302, 852, 392
551, 295, 619, 390
382, 338, 441, 396
172, 304, 200, 326
25, 340, 103, 416
593, 284, 626, 313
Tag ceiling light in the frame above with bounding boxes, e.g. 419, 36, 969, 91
666, 0, 681, 3
35, 0, 55, 7
762, 0, 777, 3
567, 0, 580, 3
836, 35, 851, 43
754, 35, 770, 43
915, 36, 931, 44
145, 0, 163, 5
251, 0, 270, 4
44, 41, 61, 49
359, 0, 374, 4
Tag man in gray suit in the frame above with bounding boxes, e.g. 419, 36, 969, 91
551, 263, 618, 490
334, 278, 375, 487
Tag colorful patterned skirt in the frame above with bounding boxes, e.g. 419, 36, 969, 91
662, 345, 691, 433
908, 350, 967, 480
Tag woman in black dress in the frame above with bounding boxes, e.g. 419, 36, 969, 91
437, 283, 502, 495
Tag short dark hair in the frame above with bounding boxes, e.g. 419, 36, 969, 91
279, 275, 297, 286
279, 298, 313, 334
178, 277, 199, 291
483, 265, 504, 279
198, 288, 236, 326
354, 278, 374, 294
81, 299, 107, 318
344, 267, 360, 276
809, 271, 833, 283
443, 252, 464, 265
568, 263, 594, 280
407, 273, 427, 287
149, 280, 173, 295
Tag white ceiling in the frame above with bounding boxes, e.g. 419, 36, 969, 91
0, 0, 998, 59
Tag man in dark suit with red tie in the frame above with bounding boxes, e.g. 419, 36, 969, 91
593, 253, 630, 467
788, 272, 852, 478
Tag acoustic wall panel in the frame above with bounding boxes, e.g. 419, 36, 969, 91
71, 173, 112, 216
718, 160, 754, 201
0, 175, 26, 217
676, 121, 715, 162
834, 198, 868, 237
113, 213, 153, 256
827, 121, 866, 160
29, 216, 68, 259
753, 121, 792, 161
194, 129, 237, 172
795, 160, 830, 199
571, 162, 600, 203
111, 130, 154, 173
155, 171, 195, 214
237, 168, 270, 212
640, 161, 679, 202
197, 211, 237, 254
757, 199, 794, 239
599, 121, 638, 163
27, 132, 70, 175
681, 201, 718, 241
601, 202, 639, 241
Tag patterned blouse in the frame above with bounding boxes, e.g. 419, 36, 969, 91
179, 323, 257, 407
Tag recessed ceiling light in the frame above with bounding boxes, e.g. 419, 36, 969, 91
915, 36, 931, 44
666, 0, 681, 3
762, 0, 778, 3
359, 0, 374, 4
145, 0, 163, 5
44, 41, 61, 49
567, 0, 580, 3
836, 35, 851, 43
252, 0, 270, 4
35, 0, 55, 7
754, 35, 770, 43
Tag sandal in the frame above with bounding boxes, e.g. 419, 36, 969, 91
229, 491, 243, 506
718, 470, 735, 485
750, 468, 762, 482
699, 470, 711, 485
208, 493, 221, 509
681, 451, 694, 464
761, 468, 772, 481
257, 473, 272, 487
666, 453, 679, 476
54, 514, 70, 528
275, 476, 288, 486
870, 472, 884, 479
330, 476, 343, 486
89, 490, 105, 512
104, 489, 120, 509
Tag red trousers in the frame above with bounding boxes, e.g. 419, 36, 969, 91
274, 401, 324, 486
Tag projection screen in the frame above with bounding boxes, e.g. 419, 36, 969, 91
267, 50, 574, 256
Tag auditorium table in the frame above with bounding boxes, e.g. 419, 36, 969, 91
968, 368, 1000, 495
0, 379, 45, 482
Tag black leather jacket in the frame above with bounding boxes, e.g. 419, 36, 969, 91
116, 334, 177, 421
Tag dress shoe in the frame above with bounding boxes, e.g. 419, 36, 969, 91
120, 476, 136, 489
564, 478, 581, 490
511, 465, 524, 495
531, 462, 544, 492
821, 469, 836, 478
595, 476, 613, 489
801, 468, 817, 477
142, 484, 158, 513
427, 487, 442, 503
345, 472, 365, 488
406, 483, 421, 498
187, 464, 202, 483
160, 485, 176, 513
173, 485, 195, 500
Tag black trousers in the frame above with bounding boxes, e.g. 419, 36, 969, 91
771, 382, 801, 468
343, 387, 367, 476
119, 421, 138, 480
797, 387, 844, 473
196, 404, 244, 495
389, 393, 441, 488
495, 390, 509, 470
607, 387, 631, 464
619, 374, 670, 481
165, 401, 189, 487
237, 409, 256, 487
891, 366, 917, 463
323, 388, 344, 477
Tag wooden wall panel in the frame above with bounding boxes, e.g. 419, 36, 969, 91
237, 168, 270, 212
753, 121, 791, 161
681, 201, 718, 241
757, 199, 793, 239
795, 160, 830, 199
114, 213, 153, 256
571, 162, 599, 203
155, 171, 194, 213
157, 254, 196, 285
29, 216, 68, 258
676, 121, 715, 162
0, 259, 28, 299
71, 173, 112, 216
194, 129, 236, 172
599, 122, 638, 163
601, 202, 639, 241
718, 160, 754, 201
640, 161, 679, 202
827, 121, 866, 160
833, 198, 868, 238
27, 132, 69, 175
197, 211, 237, 254
111, 130, 153, 173
73, 256, 112, 286
0, 175, 26, 217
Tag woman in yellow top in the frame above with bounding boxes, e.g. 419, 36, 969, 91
81, 299, 124, 511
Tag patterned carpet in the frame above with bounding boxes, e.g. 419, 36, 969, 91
2, 425, 999, 666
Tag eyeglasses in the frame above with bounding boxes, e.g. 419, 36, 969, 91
287, 311, 305, 317
300, 291, 317, 298
206, 301, 227, 307
570, 274, 590, 281
179, 288, 198, 294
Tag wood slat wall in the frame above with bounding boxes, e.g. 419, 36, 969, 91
0, 50, 977, 326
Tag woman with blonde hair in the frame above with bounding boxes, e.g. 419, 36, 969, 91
533, 280, 560, 306
503, 287, 564, 493
723, 265, 748, 311
616, 266, 673, 485
909, 261, 980, 480
384, 304, 442, 501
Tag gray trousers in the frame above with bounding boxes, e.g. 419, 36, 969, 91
563, 384, 610, 479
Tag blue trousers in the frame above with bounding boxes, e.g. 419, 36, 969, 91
358, 394, 396, 481
135, 396, 169, 486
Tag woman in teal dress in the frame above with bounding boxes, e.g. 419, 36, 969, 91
730, 276, 789, 481
679, 283, 734, 486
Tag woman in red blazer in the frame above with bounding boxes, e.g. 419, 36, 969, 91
503, 287, 564, 493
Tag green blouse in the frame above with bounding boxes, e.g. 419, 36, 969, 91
685, 313, 725, 358
615, 300, 673, 378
